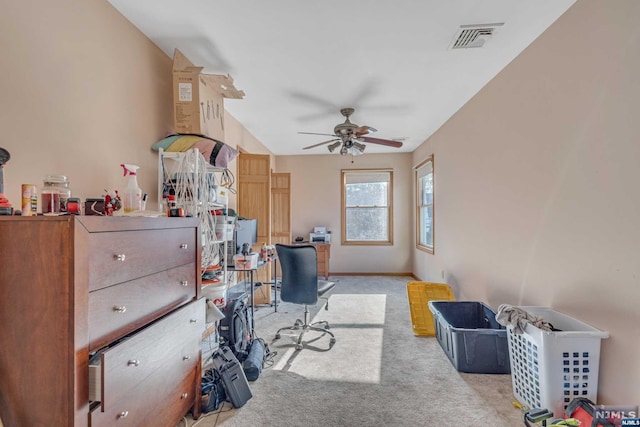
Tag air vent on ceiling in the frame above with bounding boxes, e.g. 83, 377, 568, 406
449, 23, 504, 49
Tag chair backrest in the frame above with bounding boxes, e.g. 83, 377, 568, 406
275, 244, 318, 305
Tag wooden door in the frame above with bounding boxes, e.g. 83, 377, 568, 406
271, 172, 291, 246
237, 153, 271, 248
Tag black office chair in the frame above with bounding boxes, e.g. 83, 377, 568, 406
274, 244, 336, 350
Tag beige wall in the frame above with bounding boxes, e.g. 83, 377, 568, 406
276, 153, 413, 274
225, 113, 274, 161
0, 0, 175, 209
412, 0, 640, 406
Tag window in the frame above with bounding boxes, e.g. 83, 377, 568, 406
341, 169, 393, 245
415, 156, 434, 253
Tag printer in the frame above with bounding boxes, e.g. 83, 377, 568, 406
309, 226, 331, 243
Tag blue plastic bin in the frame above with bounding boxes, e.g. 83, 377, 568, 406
428, 301, 510, 374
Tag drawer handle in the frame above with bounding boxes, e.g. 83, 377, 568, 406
181, 392, 188, 400
180, 243, 188, 249
180, 280, 189, 287
114, 254, 126, 261
118, 411, 129, 419
183, 355, 191, 361
113, 306, 127, 313
190, 319, 198, 324
127, 359, 140, 367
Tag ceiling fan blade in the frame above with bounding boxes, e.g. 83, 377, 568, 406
358, 136, 403, 148
303, 138, 340, 150
289, 91, 337, 109
355, 125, 377, 137
299, 131, 338, 137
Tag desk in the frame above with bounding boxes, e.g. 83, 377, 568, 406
228, 255, 279, 334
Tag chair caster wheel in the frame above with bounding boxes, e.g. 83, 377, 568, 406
330, 338, 336, 345
295, 344, 303, 350
275, 334, 281, 339
325, 325, 330, 330
325, 305, 329, 311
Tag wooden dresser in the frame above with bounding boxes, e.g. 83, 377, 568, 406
314, 243, 330, 280
293, 242, 330, 279
0, 216, 204, 427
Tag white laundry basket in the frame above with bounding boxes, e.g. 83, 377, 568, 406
507, 307, 609, 417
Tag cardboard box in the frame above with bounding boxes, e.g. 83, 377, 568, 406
172, 49, 244, 139
233, 253, 259, 270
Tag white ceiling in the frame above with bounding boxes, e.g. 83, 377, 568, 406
108, 0, 575, 156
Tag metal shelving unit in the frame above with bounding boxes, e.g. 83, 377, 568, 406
157, 148, 233, 353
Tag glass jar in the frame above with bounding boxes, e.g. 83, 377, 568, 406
41, 174, 71, 214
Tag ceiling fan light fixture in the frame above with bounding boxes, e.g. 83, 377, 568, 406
352, 141, 366, 152
328, 141, 342, 152
340, 145, 348, 156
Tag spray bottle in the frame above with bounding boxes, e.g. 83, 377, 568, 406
120, 164, 142, 213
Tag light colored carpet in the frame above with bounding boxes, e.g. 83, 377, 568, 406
183, 276, 525, 427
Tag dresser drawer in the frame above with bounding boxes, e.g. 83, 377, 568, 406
88, 227, 196, 292
96, 299, 204, 411
90, 365, 198, 427
89, 263, 198, 350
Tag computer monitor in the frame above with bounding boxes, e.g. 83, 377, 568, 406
235, 218, 258, 254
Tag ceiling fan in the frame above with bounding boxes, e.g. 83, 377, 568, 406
300, 108, 403, 155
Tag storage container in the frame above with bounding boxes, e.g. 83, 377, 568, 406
407, 281, 455, 336
233, 252, 259, 270
428, 301, 510, 374
203, 280, 227, 310
215, 221, 235, 241
507, 307, 608, 416
41, 174, 71, 214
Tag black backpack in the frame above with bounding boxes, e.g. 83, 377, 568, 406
218, 293, 252, 361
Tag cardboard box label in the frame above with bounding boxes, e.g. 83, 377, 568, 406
178, 82, 192, 101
